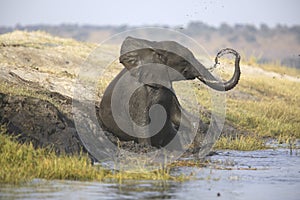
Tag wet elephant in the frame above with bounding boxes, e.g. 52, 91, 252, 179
98, 36, 241, 148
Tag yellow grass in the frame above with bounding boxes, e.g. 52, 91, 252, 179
226, 76, 300, 139
193, 56, 300, 149
1, 31, 299, 180
244, 55, 300, 77
214, 135, 266, 150
0, 126, 190, 184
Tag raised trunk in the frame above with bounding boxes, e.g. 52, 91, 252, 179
197, 48, 241, 91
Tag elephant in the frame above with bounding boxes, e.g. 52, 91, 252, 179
98, 36, 241, 149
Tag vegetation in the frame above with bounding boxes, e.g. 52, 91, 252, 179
193, 58, 300, 150
244, 55, 300, 77
0, 30, 98, 83
0, 80, 65, 110
1, 22, 299, 69
0, 126, 188, 184
214, 135, 266, 151
0, 30, 299, 183
227, 76, 299, 139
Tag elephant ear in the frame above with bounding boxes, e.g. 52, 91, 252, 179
130, 63, 172, 89
120, 37, 171, 89
120, 48, 172, 89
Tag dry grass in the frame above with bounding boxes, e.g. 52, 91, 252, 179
0, 31, 96, 78
244, 55, 300, 77
226, 76, 300, 139
0, 30, 95, 57
193, 56, 300, 150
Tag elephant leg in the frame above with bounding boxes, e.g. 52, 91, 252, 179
129, 86, 152, 146
163, 125, 184, 151
134, 125, 151, 145
170, 95, 193, 131
169, 94, 210, 150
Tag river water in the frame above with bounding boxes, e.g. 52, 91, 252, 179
1, 148, 299, 200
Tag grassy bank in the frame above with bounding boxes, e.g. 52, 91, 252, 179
2, 31, 298, 143
195, 60, 300, 150
0, 126, 188, 184
214, 135, 266, 150
1, 31, 299, 184
227, 74, 300, 139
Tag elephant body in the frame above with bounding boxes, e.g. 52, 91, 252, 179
99, 68, 189, 147
98, 37, 241, 149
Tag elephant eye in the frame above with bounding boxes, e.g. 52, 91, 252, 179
156, 53, 166, 63
180, 60, 189, 66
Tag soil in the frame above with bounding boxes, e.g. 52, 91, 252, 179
0, 92, 83, 155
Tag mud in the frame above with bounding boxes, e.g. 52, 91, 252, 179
0, 86, 244, 158
0, 92, 83, 155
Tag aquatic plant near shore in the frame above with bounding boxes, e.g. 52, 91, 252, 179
214, 134, 266, 151
0, 127, 189, 184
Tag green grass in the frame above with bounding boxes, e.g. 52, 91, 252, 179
226, 77, 300, 139
1, 31, 299, 181
0, 128, 104, 184
0, 80, 65, 111
0, 126, 190, 184
193, 57, 300, 150
214, 135, 266, 151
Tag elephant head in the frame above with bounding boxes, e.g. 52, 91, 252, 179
119, 36, 241, 91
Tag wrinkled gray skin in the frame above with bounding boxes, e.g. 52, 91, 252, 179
99, 37, 241, 148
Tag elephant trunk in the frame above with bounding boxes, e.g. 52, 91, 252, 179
196, 48, 241, 91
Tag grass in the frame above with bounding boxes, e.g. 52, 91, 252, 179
0, 31, 96, 78
0, 126, 190, 184
0, 80, 65, 111
0, 30, 95, 57
214, 135, 266, 151
1, 31, 299, 183
0, 128, 103, 184
226, 76, 300, 139
244, 55, 300, 77
192, 56, 300, 150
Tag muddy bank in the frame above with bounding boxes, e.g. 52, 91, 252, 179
0, 92, 83, 155
0, 87, 242, 156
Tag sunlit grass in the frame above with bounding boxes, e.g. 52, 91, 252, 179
1, 31, 299, 183
193, 57, 300, 149
0, 80, 65, 111
0, 31, 96, 78
0, 30, 95, 58
214, 134, 266, 151
0, 126, 190, 184
244, 55, 300, 77
226, 76, 300, 139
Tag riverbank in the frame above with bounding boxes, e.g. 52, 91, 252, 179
0, 31, 299, 183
